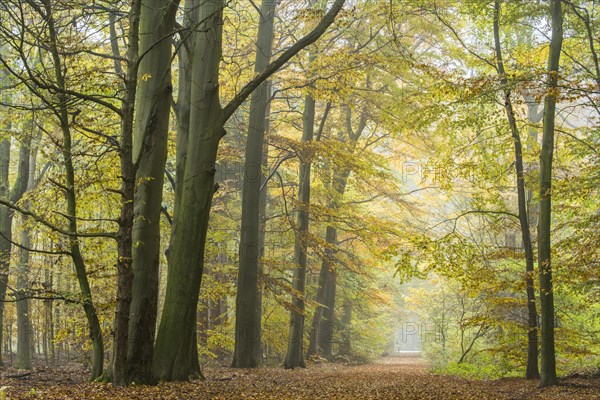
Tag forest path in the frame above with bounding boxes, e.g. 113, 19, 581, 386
2, 356, 599, 399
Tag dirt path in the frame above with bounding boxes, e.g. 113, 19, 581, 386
1, 357, 599, 399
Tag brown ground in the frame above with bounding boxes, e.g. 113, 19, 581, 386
1, 357, 599, 399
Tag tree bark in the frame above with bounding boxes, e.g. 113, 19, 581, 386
284, 93, 314, 369
154, 0, 346, 380
15, 139, 33, 370
538, 0, 563, 388
153, 0, 224, 381
493, 0, 539, 379
107, 0, 141, 387
232, 0, 276, 369
127, 0, 179, 385
0, 63, 30, 366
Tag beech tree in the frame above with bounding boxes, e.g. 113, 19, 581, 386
232, 0, 276, 369
492, 0, 539, 379
538, 0, 563, 387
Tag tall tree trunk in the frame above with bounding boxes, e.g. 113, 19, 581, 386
233, 0, 276, 369
0, 66, 30, 366
15, 216, 32, 370
255, 139, 269, 364
42, 1, 105, 379
153, 0, 224, 381
127, 0, 180, 385
0, 70, 10, 367
338, 301, 352, 356
538, 0, 563, 388
284, 93, 315, 369
493, 0, 539, 379
154, 0, 346, 380
318, 226, 337, 360
109, 0, 141, 387
307, 104, 363, 360
15, 140, 33, 370
44, 268, 55, 366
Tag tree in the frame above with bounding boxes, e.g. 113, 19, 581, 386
492, 0, 539, 379
232, 0, 276, 369
538, 0, 563, 388
126, 0, 180, 385
284, 85, 315, 370
3, 139, 31, 369
153, 0, 346, 381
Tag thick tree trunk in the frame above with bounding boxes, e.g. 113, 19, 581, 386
492, 1, 539, 379
127, 0, 179, 385
154, 0, 345, 380
153, 0, 224, 381
538, 0, 563, 388
284, 94, 315, 369
233, 0, 276, 369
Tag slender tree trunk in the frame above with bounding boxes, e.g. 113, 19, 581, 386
493, 0, 539, 379
127, 0, 179, 385
538, 0, 563, 388
15, 139, 35, 370
105, 0, 141, 387
233, 0, 276, 369
0, 137, 11, 368
318, 227, 337, 360
0, 64, 10, 366
307, 251, 328, 358
255, 139, 269, 364
15, 218, 32, 370
44, 268, 55, 366
42, 1, 105, 380
0, 68, 30, 366
284, 93, 315, 369
338, 301, 352, 356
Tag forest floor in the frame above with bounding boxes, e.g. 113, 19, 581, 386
1, 356, 599, 399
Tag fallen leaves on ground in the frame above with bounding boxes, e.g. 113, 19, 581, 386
1, 357, 598, 399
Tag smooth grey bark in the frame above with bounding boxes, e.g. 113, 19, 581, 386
538, 0, 563, 388
171, 0, 197, 234
284, 93, 315, 369
493, 0, 539, 379
232, 0, 276, 369
154, 0, 346, 381
15, 139, 34, 370
127, 0, 179, 385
